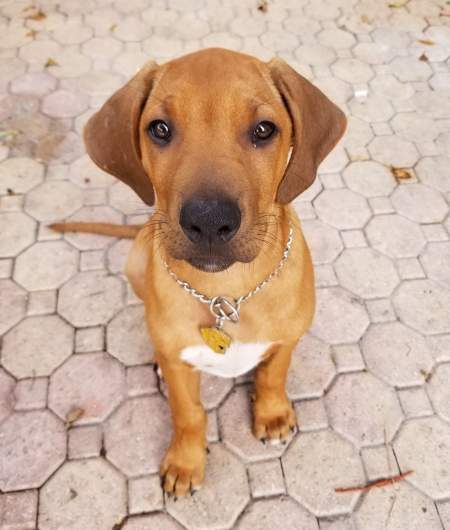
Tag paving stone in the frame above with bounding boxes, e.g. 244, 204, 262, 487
295, 398, 328, 432
362, 322, 433, 388
237, 497, 318, 529
0, 368, 15, 424
365, 214, 425, 258
428, 363, 450, 422
58, 271, 124, 327
128, 474, 164, 515
39, 459, 126, 530
27, 290, 57, 316
283, 429, 364, 517
13, 377, 48, 411
390, 56, 432, 82
68, 154, 115, 189
420, 242, 450, 287
201, 373, 233, 410
319, 517, 356, 530
341, 230, 366, 248
394, 416, 450, 500
219, 386, 288, 462
314, 189, 371, 230
326, 372, 403, 447
109, 181, 149, 216
392, 184, 448, 224
301, 219, 343, 264
19, 39, 61, 66
107, 238, 133, 274
368, 136, 419, 168
126, 365, 158, 397
355, 482, 443, 530
68, 425, 102, 459
0, 410, 66, 491
75, 326, 104, 353
397, 257, 426, 280
366, 298, 397, 323
0, 279, 27, 336
393, 279, 450, 335
0, 258, 12, 278
2, 315, 74, 378
360, 445, 399, 482
247, 460, 286, 498
123, 514, 184, 530
342, 117, 373, 150
0, 157, 44, 195
416, 156, 450, 193
335, 248, 399, 299
311, 287, 369, 344
49, 352, 126, 425
82, 36, 122, 60
332, 58, 374, 83
104, 395, 171, 477
331, 344, 365, 374
0, 212, 36, 257
287, 334, 336, 399
42, 89, 88, 119
167, 444, 249, 530
350, 94, 395, 124
437, 501, 450, 529
52, 22, 93, 44
422, 224, 449, 243
0, 489, 38, 530
295, 44, 336, 66
14, 240, 78, 291
107, 305, 153, 365
413, 90, 450, 119
342, 161, 395, 198
25, 180, 83, 222
397, 387, 433, 418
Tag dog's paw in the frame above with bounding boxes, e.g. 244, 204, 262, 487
160, 444, 206, 497
253, 397, 297, 444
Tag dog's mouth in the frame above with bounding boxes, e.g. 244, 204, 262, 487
187, 255, 235, 273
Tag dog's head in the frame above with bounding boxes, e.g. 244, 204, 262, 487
85, 48, 346, 272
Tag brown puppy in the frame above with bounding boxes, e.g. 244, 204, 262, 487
52, 48, 346, 496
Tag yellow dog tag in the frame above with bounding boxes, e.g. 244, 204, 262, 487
200, 327, 232, 354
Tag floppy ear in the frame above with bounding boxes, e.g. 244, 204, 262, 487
83, 61, 158, 206
269, 59, 347, 204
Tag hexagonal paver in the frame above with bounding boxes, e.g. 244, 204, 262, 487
0, 157, 44, 194
311, 287, 370, 344
391, 113, 437, 144
236, 497, 318, 530
167, 444, 249, 530
104, 395, 171, 477
42, 90, 88, 119
368, 136, 419, 168
332, 58, 374, 83
326, 372, 403, 447
287, 334, 336, 399
301, 219, 343, 264
355, 482, 443, 530
0, 212, 36, 257
349, 95, 394, 124
68, 154, 115, 188
2, 315, 74, 378
416, 156, 450, 193
0, 368, 15, 424
335, 248, 399, 299
394, 417, 450, 500
124, 514, 184, 530
201, 373, 233, 410
49, 353, 126, 425
314, 189, 371, 230
428, 363, 450, 422
393, 279, 450, 335
420, 242, 450, 287
283, 430, 364, 517
391, 184, 448, 224
219, 386, 288, 462
362, 322, 434, 387
58, 271, 124, 327
25, 180, 83, 222
0, 410, 66, 491
390, 56, 431, 82
107, 305, 153, 365
14, 240, 78, 291
366, 214, 426, 258
0, 279, 27, 336
39, 459, 126, 530
109, 181, 149, 215
343, 161, 396, 198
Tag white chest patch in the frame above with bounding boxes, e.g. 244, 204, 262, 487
180, 341, 273, 378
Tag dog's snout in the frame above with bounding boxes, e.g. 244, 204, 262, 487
180, 198, 241, 245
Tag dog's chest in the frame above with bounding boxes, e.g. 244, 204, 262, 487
180, 341, 273, 378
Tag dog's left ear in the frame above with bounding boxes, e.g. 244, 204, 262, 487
83, 61, 158, 206
269, 59, 347, 204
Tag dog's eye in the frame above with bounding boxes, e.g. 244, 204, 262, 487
148, 120, 171, 143
253, 121, 276, 143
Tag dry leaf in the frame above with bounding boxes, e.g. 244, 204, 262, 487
26, 29, 38, 38
44, 57, 59, 68
420, 368, 432, 382
419, 52, 429, 61
417, 38, 435, 45
65, 407, 85, 428
257, 0, 269, 12
27, 8, 46, 21
109, 23, 117, 32
7, 188, 14, 196
0, 129, 20, 140
388, 2, 405, 7
22, 4, 35, 12
391, 167, 412, 181
361, 14, 370, 24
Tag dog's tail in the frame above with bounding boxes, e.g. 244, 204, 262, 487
49, 222, 143, 239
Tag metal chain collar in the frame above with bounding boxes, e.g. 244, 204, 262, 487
162, 225, 294, 329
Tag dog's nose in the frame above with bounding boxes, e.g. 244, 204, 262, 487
180, 198, 241, 244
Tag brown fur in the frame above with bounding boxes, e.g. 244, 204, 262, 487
51, 48, 346, 496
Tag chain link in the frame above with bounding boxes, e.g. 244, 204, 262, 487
162, 225, 294, 325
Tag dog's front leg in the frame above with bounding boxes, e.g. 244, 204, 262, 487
158, 357, 207, 497
253, 342, 297, 444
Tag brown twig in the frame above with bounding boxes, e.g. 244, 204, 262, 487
335, 470, 413, 493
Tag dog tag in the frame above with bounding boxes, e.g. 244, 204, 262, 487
200, 326, 232, 354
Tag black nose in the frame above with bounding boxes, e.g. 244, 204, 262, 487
180, 198, 241, 244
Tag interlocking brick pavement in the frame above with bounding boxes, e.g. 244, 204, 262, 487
1, 0, 450, 528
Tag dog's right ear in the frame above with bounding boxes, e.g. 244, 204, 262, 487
84, 61, 158, 206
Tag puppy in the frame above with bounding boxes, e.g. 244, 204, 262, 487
52, 48, 346, 496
